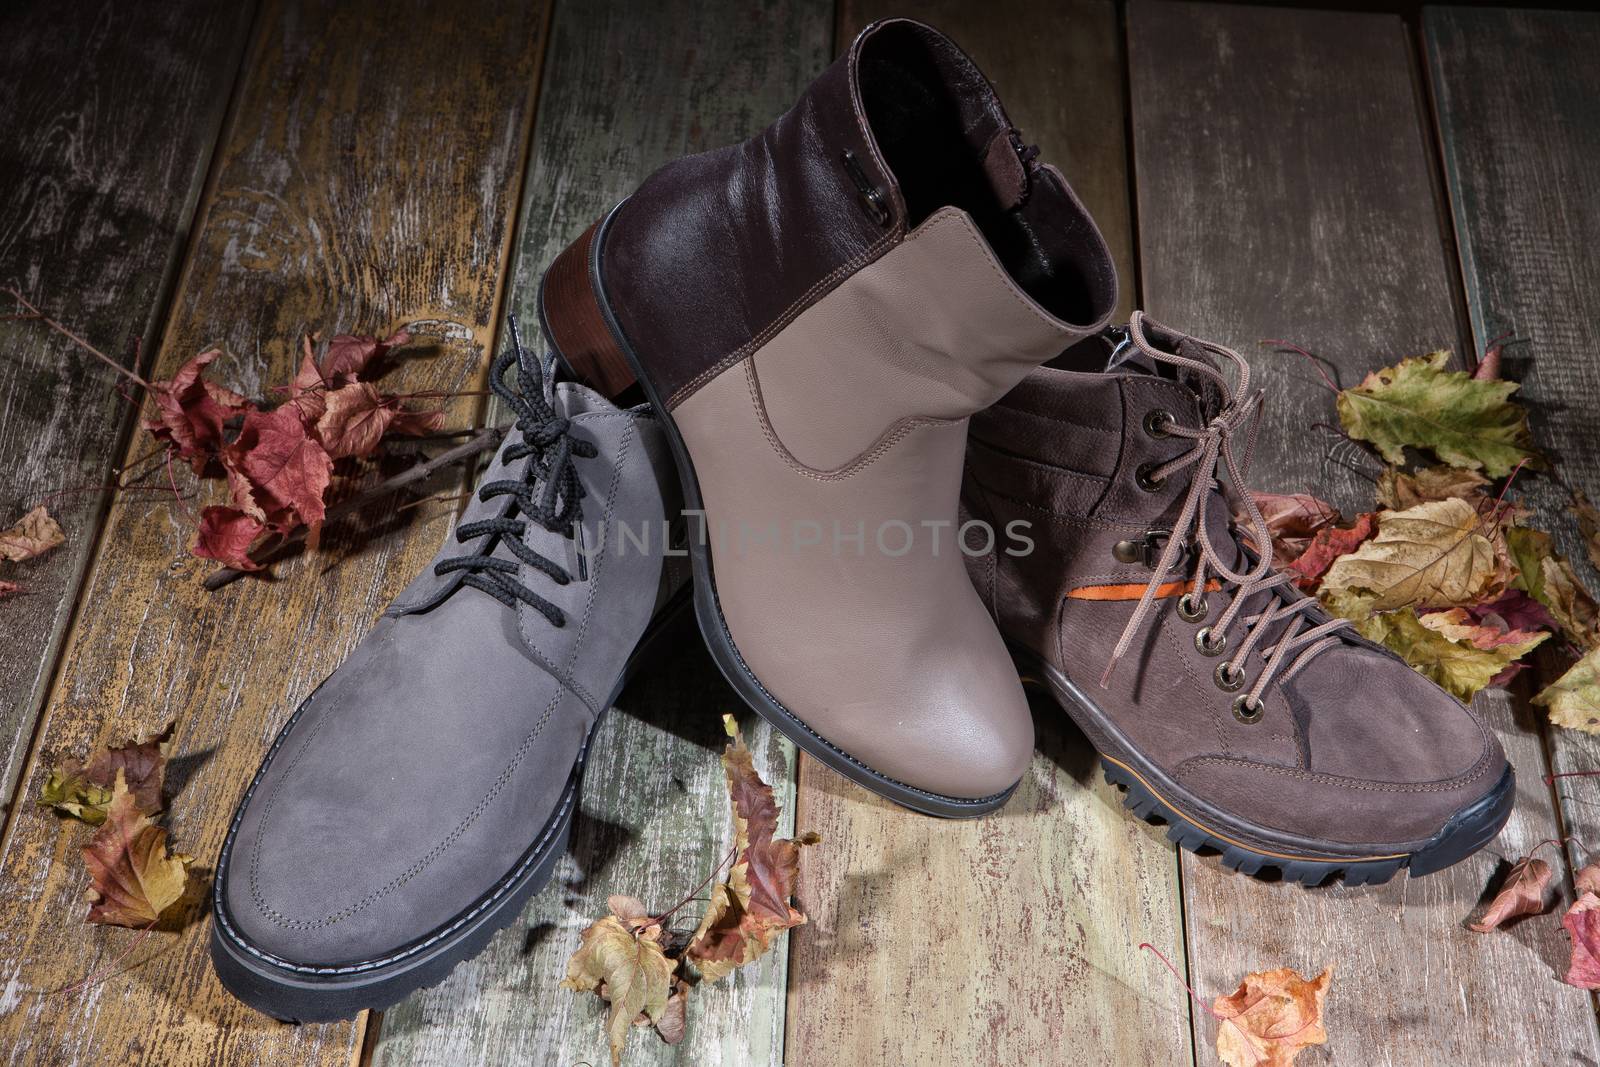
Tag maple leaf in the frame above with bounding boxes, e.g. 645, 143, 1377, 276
1537, 648, 1600, 733
81, 771, 192, 927
1420, 607, 1551, 654
1465, 590, 1558, 637
141, 349, 254, 471
654, 977, 690, 1046
1376, 464, 1492, 511
1352, 607, 1542, 702
38, 721, 174, 825
1289, 513, 1377, 588
1321, 498, 1501, 611
320, 330, 411, 382
1468, 855, 1553, 932
685, 715, 812, 982
1213, 966, 1331, 1067
1538, 557, 1600, 650
0, 505, 65, 562
316, 382, 398, 459
1246, 491, 1340, 567
1575, 491, 1600, 575
1563, 893, 1600, 989
1335, 349, 1539, 476
561, 911, 675, 1067
192, 506, 265, 570
384, 404, 446, 437
222, 405, 334, 531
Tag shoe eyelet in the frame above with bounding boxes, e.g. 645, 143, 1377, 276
1232, 695, 1264, 724
1177, 593, 1209, 623
1143, 410, 1173, 438
1136, 463, 1166, 492
1195, 627, 1227, 657
1214, 662, 1245, 692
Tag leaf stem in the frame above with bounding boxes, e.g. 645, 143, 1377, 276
2, 286, 150, 389
1138, 942, 1265, 1065
651, 844, 739, 929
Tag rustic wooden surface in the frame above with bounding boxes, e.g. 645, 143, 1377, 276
1427, 4, 1600, 957
785, 5, 1192, 1066
0, 0, 549, 1063
0, 0, 255, 818
1131, 2, 1600, 1062
369, 2, 828, 1063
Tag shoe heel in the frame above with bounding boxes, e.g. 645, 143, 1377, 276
539, 219, 638, 398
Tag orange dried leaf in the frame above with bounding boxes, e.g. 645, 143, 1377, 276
81, 772, 192, 927
1468, 855, 1552, 932
1213, 966, 1332, 1067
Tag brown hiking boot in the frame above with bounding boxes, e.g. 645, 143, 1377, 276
962, 312, 1513, 882
538, 18, 1117, 815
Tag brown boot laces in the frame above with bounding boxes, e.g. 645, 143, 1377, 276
1098, 312, 1353, 717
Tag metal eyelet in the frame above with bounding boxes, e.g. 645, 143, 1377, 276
1136, 463, 1166, 492
1177, 592, 1209, 623
1232, 695, 1264, 723
1195, 627, 1227, 657
1214, 662, 1245, 692
1143, 409, 1173, 438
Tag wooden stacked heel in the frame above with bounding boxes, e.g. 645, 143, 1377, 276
539, 220, 639, 399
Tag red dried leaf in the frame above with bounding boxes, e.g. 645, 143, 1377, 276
1289, 512, 1378, 588
1246, 491, 1341, 568
285, 336, 330, 423
321, 329, 410, 382
192, 507, 265, 570
1420, 607, 1551, 652
386, 405, 446, 437
1472, 338, 1503, 382
223, 405, 333, 530
1468, 855, 1552, 932
316, 382, 398, 459
0, 579, 18, 599
1563, 892, 1600, 989
141, 349, 254, 470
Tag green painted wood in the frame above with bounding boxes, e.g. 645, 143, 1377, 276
370, 2, 830, 1064
1130, 2, 1599, 1061
0, 0, 256, 818
1426, 4, 1600, 984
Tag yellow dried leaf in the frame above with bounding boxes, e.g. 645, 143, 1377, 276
1321, 497, 1499, 611
561, 915, 675, 1067
1537, 648, 1600, 734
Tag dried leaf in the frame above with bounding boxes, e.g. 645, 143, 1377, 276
1288, 513, 1377, 589
1376, 464, 1492, 511
1507, 526, 1554, 601
1419, 608, 1551, 654
1336, 349, 1539, 476
1537, 648, 1600, 733
1575, 491, 1600, 575
192, 506, 265, 570
0, 505, 65, 562
1321, 498, 1501, 611
1564, 892, 1600, 989
1576, 863, 1600, 897
1539, 557, 1600, 650
321, 330, 410, 381
141, 349, 254, 470
1354, 607, 1543, 702
654, 977, 690, 1045
607, 893, 653, 932
384, 404, 446, 437
0, 579, 17, 599
38, 721, 173, 824
1247, 491, 1340, 568
1468, 856, 1553, 931
561, 915, 674, 1067
82, 772, 192, 927
222, 405, 334, 530
1464, 590, 1558, 637
316, 382, 397, 459
1213, 966, 1332, 1067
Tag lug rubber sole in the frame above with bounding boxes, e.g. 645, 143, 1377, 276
540, 202, 1017, 819
1015, 643, 1514, 886
209, 588, 694, 1022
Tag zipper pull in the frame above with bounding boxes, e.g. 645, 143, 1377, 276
841, 149, 891, 227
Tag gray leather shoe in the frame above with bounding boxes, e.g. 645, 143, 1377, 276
210, 326, 687, 1021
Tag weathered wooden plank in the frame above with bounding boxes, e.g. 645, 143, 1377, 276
1130, 2, 1600, 1062
784, 5, 1191, 1066
0, 0, 255, 822
369, 2, 829, 1064
1427, 2, 1600, 964
0, 1, 549, 1063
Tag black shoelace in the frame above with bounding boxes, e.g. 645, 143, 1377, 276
433, 319, 596, 627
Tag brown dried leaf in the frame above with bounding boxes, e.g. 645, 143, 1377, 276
654, 977, 690, 1045
0, 505, 65, 562
1576, 863, 1600, 897
1468, 855, 1553, 932
1320, 497, 1501, 611
1575, 491, 1600, 575
81, 772, 192, 927
561, 915, 674, 1067
1376, 464, 1492, 511
0, 578, 18, 599
1246, 491, 1340, 568
38, 721, 173, 824
1213, 966, 1332, 1067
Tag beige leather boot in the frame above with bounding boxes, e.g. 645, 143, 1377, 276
540, 19, 1117, 814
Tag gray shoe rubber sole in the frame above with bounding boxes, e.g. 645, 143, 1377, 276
209, 588, 692, 1022
1013, 641, 1515, 886
541, 200, 1019, 820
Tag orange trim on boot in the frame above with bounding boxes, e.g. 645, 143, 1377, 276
1068, 579, 1223, 602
